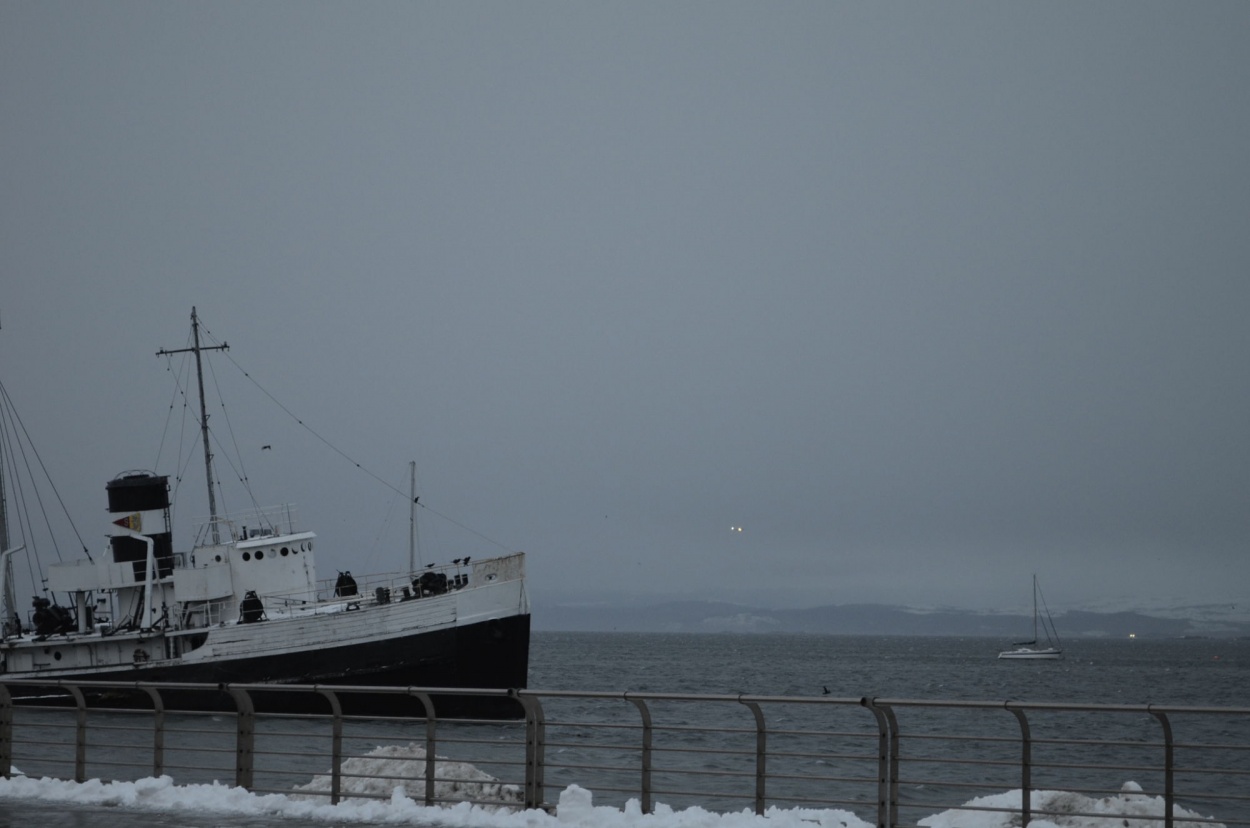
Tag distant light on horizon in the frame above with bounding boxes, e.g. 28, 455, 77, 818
730, 526, 743, 533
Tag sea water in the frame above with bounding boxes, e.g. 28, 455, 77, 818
527, 632, 1249, 818
2, 632, 1246, 827
530, 632, 1248, 705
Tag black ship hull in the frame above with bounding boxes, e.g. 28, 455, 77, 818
3, 613, 531, 719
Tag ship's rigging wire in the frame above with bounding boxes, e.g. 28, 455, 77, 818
1036, 579, 1062, 645
154, 326, 196, 522
174, 313, 514, 555
206, 353, 254, 515
365, 489, 402, 563
0, 380, 92, 604
157, 346, 202, 525
0, 393, 40, 598
158, 343, 272, 536
153, 325, 192, 479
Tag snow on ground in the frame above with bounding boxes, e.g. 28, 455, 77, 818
0, 758, 1223, 828
290, 743, 525, 806
920, 782, 1220, 828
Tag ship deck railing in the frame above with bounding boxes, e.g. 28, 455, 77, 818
42, 555, 521, 633
254, 563, 481, 613
0, 679, 1247, 828
232, 559, 510, 619
191, 504, 303, 547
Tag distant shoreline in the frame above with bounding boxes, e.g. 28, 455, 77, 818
531, 599, 1250, 638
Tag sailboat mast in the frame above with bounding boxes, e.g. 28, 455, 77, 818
1032, 574, 1040, 642
157, 307, 229, 544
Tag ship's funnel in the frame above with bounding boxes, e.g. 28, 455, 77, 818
106, 472, 174, 579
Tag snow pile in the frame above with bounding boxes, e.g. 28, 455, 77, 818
291, 742, 524, 806
0, 773, 482, 823
0, 774, 1225, 828
552, 784, 871, 828
0, 775, 869, 826
920, 781, 1220, 828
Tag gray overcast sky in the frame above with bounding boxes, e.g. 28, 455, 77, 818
2, 2, 1248, 613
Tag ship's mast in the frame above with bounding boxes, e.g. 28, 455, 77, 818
157, 307, 229, 543
409, 460, 421, 572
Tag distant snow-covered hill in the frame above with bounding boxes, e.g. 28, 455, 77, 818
531, 596, 1250, 638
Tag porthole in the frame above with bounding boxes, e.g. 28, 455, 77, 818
280, 547, 289, 557
242, 552, 251, 561
214, 554, 222, 563
256, 550, 265, 560
54, 651, 62, 661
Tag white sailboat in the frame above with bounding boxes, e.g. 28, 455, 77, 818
997, 574, 1062, 660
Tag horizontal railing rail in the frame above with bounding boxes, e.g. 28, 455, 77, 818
1, 679, 1246, 828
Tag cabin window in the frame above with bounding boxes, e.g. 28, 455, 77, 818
256, 550, 265, 560
280, 547, 289, 557
241, 552, 251, 561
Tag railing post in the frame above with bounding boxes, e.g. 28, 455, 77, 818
0, 684, 12, 778
223, 686, 255, 790
64, 684, 87, 783
738, 697, 767, 816
512, 690, 546, 810
624, 694, 654, 814
861, 697, 895, 828
1149, 707, 1175, 828
407, 690, 437, 806
882, 702, 899, 828
1005, 704, 1032, 828
315, 689, 343, 804
137, 686, 166, 778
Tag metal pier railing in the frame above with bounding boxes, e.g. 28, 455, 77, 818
2, 679, 1247, 828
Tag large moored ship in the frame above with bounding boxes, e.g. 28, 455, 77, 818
0, 309, 530, 716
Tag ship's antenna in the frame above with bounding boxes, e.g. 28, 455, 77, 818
157, 307, 229, 544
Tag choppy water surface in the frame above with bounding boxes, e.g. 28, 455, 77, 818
530, 632, 1247, 705
525, 633, 1248, 815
